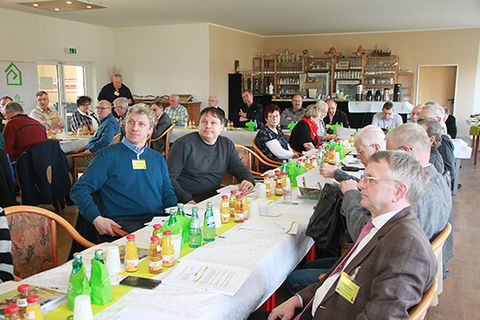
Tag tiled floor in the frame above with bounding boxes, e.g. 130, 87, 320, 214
54, 158, 480, 318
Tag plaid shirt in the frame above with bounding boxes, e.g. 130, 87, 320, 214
71, 110, 99, 132
164, 105, 189, 127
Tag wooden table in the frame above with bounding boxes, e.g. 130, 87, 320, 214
470, 125, 480, 165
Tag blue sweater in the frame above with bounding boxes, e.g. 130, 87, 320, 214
85, 113, 120, 153
70, 142, 177, 223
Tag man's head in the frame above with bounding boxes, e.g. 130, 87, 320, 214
291, 95, 303, 112
112, 74, 123, 90
208, 96, 218, 107
386, 123, 431, 165
150, 101, 164, 118
76, 96, 92, 114
0, 96, 13, 114
353, 125, 386, 166
417, 118, 443, 148
35, 91, 49, 111
198, 107, 225, 145
169, 94, 180, 109
4, 102, 24, 120
241, 90, 254, 107
96, 100, 112, 120
409, 104, 423, 123
325, 99, 337, 117
381, 101, 394, 120
113, 97, 129, 117
125, 103, 155, 148
358, 150, 430, 217
418, 102, 445, 124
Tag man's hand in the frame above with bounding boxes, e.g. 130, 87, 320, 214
51, 118, 60, 128
93, 216, 122, 236
323, 134, 336, 141
187, 200, 197, 205
238, 110, 247, 118
239, 180, 254, 193
73, 146, 86, 154
319, 164, 339, 178
339, 179, 359, 195
82, 149, 93, 155
303, 142, 315, 151
267, 295, 301, 320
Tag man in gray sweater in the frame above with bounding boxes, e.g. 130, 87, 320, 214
167, 107, 255, 204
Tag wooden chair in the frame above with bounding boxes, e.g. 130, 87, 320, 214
430, 222, 452, 306
70, 123, 76, 134
252, 139, 282, 168
148, 123, 174, 159
409, 278, 438, 320
4, 205, 95, 279
234, 144, 274, 177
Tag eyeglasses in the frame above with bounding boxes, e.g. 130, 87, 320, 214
96, 107, 110, 110
356, 144, 373, 155
360, 174, 400, 185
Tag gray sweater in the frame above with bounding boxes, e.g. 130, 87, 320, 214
167, 132, 255, 203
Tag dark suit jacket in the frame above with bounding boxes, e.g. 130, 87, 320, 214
323, 110, 349, 127
298, 207, 437, 320
150, 113, 171, 154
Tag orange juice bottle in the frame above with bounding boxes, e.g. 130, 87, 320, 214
124, 234, 139, 272
148, 236, 162, 274
281, 172, 287, 188
229, 190, 237, 217
220, 195, 230, 223
233, 195, 244, 223
241, 192, 249, 220
304, 156, 311, 170
275, 175, 283, 196
162, 230, 175, 267
264, 174, 271, 197
311, 157, 317, 168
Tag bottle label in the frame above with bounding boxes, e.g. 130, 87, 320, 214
149, 259, 163, 272
234, 212, 244, 222
163, 254, 174, 265
221, 213, 230, 223
25, 311, 35, 319
17, 298, 27, 307
125, 259, 139, 271
206, 216, 215, 227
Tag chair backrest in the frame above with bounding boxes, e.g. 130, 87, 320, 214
431, 222, 452, 254
110, 133, 122, 145
234, 144, 271, 177
148, 124, 174, 159
4, 205, 95, 279
408, 278, 438, 320
251, 139, 282, 167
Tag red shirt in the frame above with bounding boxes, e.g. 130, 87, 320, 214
2, 114, 47, 161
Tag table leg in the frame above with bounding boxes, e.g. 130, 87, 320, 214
452, 159, 460, 195
474, 135, 479, 165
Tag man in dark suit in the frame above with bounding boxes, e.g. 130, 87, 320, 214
324, 98, 349, 127
252, 150, 437, 320
150, 101, 171, 155
237, 90, 263, 128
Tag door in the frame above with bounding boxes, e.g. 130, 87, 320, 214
417, 66, 457, 113
37, 62, 87, 132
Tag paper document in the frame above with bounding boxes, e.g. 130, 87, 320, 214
296, 167, 334, 189
163, 259, 251, 296
110, 306, 191, 320
336, 127, 358, 140
240, 218, 298, 235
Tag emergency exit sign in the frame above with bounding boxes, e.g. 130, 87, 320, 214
64, 47, 78, 54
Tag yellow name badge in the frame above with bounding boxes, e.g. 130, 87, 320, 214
335, 272, 360, 304
114, 91, 120, 96
132, 159, 146, 170
2, 119, 7, 124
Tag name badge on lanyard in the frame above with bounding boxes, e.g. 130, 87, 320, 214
335, 269, 361, 304
132, 159, 146, 170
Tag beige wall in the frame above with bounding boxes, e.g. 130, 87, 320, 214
209, 25, 264, 117
0, 8, 114, 107
264, 29, 480, 137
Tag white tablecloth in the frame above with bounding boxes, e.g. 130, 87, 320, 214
59, 136, 90, 153
348, 101, 414, 114
171, 128, 258, 146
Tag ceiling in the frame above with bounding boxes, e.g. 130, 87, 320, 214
1, 0, 480, 36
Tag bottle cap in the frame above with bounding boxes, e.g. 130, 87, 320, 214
164, 230, 172, 236
222, 195, 228, 199
230, 190, 237, 194
241, 192, 247, 196
275, 169, 280, 173
126, 234, 135, 240
264, 174, 270, 177
18, 284, 30, 292
5, 304, 19, 314
281, 172, 286, 175
236, 195, 242, 199
153, 224, 162, 229
27, 295, 40, 304
151, 235, 160, 242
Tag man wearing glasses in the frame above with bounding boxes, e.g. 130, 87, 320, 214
73, 100, 120, 154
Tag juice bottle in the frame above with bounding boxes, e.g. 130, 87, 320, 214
304, 156, 311, 170
152, 223, 162, 237
162, 230, 175, 267
275, 175, 283, 196
189, 207, 202, 248
148, 236, 162, 274
264, 174, 271, 197
241, 192, 249, 220
281, 172, 287, 188
162, 209, 183, 248
220, 195, 230, 223
203, 202, 216, 241
25, 295, 42, 320
124, 234, 139, 272
17, 284, 30, 318
311, 157, 317, 168
4, 304, 20, 320
234, 195, 244, 223
229, 190, 237, 217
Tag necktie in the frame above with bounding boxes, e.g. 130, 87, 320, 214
293, 220, 374, 320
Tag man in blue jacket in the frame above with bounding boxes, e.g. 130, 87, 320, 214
71, 104, 177, 235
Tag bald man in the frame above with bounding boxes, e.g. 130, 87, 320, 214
280, 95, 305, 129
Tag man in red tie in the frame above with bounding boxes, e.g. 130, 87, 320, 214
251, 150, 437, 320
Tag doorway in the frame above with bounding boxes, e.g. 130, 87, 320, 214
417, 65, 457, 114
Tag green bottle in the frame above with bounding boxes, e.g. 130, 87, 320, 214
189, 207, 202, 248
162, 208, 183, 248
176, 203, 191, 244
203, 202, 216, 242
67, 253, 91, 310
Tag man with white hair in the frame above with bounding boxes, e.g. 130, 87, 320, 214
208, 95, 225, 118
165, 94, 189, 127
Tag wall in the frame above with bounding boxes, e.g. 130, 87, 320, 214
113, 23, 210, 107
209, 25, 264, 117
264, 28, 480, 137
0, 8, 114, 108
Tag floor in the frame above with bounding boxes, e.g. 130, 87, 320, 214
53, 158, 480, 318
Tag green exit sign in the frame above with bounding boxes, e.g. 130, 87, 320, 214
64, 47, 78, 54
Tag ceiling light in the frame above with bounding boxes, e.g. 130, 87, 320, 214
86, 5, 91, 8
66, 1, 72, 4
54, 7, 60, 11
18, 0, 106, 11
32, 3, 38, 6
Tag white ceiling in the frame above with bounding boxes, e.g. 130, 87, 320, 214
1, 0, 480, 36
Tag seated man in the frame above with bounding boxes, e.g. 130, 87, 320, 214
237, 90, 263, 128
73, 100, 120, 154
71, 96, 99, 133
150, 100, 171, 154
0, 205, 14, 282
443, 105, 457, 139
70, 104, 177, 236
417, 117, 445, 174
208, 95, 226, 118
371, 101, 402, 130
164, 94, 189, 127
280, 95, 304, 129
0, 96, 13, 134
253, 151, 437, 320
29, 91, 65, 129
113, 97, 129, 136
2, 102, 47, 161
323, 98, 349, 127
167, 107, 255, 204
